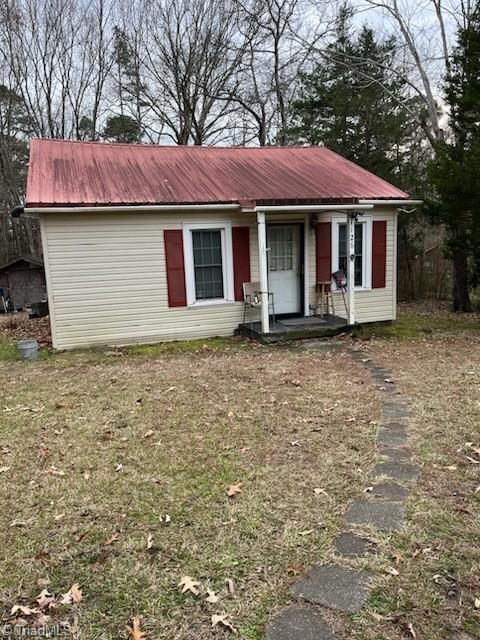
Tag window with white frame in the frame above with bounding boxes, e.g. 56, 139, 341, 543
184, 223, 234, 305
332, 217, 372, 289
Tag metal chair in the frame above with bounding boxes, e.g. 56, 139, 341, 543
242, 281, 275, 328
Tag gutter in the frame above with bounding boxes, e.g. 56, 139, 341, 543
358, 199, 423, 206
22, 203, 242, 215
255, 204, 374, 212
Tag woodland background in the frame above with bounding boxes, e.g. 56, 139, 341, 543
0, 0, 478, 306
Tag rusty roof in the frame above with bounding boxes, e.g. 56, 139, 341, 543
26, 138, 409, 208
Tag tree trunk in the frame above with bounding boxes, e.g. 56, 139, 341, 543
452, 247, 472, 312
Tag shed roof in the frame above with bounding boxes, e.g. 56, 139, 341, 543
0, 255, 44, 271
26, 138, 409, 208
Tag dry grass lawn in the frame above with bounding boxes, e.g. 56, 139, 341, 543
0, 339, 379, 639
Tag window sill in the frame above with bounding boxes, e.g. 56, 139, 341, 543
187, 299, 237, 308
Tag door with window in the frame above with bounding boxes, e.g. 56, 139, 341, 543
267, 224, 302, 315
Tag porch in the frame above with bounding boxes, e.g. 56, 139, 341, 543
237, 314, 348, 343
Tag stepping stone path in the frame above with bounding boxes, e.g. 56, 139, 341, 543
345, 499, 406, 532
333, 532, 378, 558
266, 606, 335, 640
266, 344, 421, 639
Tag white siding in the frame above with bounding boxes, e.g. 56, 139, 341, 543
41, 211, 258, 349
41, 207, 397, 350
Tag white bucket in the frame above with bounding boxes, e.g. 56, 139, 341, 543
17, 339, 39, 361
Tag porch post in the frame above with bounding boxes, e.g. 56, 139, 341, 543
256, 210, 270, 334
347, 212, 355, 326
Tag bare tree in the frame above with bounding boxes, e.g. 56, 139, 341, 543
362, 0, 475, 145
136, 0, 255, 145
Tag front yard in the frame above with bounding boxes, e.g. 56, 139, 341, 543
0, 338, 378, 638
1, 304, 479, 639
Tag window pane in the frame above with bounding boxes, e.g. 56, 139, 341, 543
338, 224, 347, 261
338, 222, 364, 287
192, 230, 224, 299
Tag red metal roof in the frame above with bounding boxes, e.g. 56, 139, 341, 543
26, 138, 409, 208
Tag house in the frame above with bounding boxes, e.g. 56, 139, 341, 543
17, 139, 418, 349
0, 255, 46, 311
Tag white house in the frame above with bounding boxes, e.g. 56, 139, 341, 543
18, 139, 418, 349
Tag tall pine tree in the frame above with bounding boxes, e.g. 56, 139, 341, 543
288, 5, 420, 186
428, 4, 480, 312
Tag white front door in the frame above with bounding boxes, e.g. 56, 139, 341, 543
267, 224, 302, 315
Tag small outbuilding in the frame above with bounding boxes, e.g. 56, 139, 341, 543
0, 255, 46, 311
19, 139, 419, 349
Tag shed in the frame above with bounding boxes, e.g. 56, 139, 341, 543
0, 255, 46, 311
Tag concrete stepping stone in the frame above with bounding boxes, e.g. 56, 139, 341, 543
370, 482, 410, 501
384, 406, 410, 419
333, 532, 378, 558
379, 447, 412, 462
291, 564, 372, 613
266, 605, 335, 640
345, 500, 405, 532
378, 426, 408, 447
373, 461, 419, 482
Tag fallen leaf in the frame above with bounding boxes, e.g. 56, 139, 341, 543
211, 613, 236, 632
226, 483, 242, 497
385, 567, 399, 576
465, 455, 480, 464
60, 583, 83, 605
474, 597, 480, 608
0, 466, 10, 473
146, 534, 154, 550
10, 605, 39, 616
83, 471, 90, 480
393, 552, 403, 565
289, 440, 301, 447
143, 430, 154, 439
126, 616, 145, 640
298, 529, 315, 536
178, 576, 200, 596
205, 589, 219, 604
115, 464, 123, 472
225, 578, 235, 594
313, 488, 329, 497
36, 589, 55, 610
54, 513, 65, 521
407, 622, 416, 638
104, 533, 119, 546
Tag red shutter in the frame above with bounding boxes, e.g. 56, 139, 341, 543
315, 221, 331, 282
164, 229, 187, 307
372, 220, 387, 288
232, 226, 251, 301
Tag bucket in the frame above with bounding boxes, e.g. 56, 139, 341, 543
17, 339, 39, 361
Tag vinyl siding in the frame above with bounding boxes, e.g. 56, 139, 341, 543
308, 209, 397, 323
42, 211, 258, 349
41, 207, 397, 350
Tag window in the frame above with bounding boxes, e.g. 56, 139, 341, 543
192, 230, 224, 299
338, 223, 364, 287
183, 223, 234, 305
269, 226, 293, 271
332, 217, 372, 289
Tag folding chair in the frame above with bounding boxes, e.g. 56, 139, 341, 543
242, 282, 275, 328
